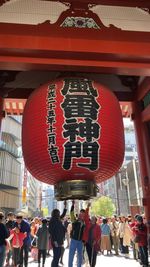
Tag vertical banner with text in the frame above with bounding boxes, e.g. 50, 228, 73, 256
22, 167, 27, 204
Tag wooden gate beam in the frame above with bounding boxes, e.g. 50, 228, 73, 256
0, 23, 150, 75
43, 0, 150, 8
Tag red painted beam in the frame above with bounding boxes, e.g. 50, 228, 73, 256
45, 0, 150, 8
0, 0, 149, 8
0, 96, 4, 133
142, 104, 150, 122
132, 101, 150, 221
137, 77, 150, 101
0, 23, 150, 75
0, 0, 10, 7
1, 55, 150, 76
1, 23, 150, 49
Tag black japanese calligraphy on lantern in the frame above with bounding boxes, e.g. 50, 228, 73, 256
63, 141, 100, 170
63, 141, 81, 170
63, 118, 100, 142
62, 78, 97, 97
61, 95, 99, 120
46, 84, 60, 164
61, 78, 101, 171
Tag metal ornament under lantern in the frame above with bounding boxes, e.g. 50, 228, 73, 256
54, 180, 99, 200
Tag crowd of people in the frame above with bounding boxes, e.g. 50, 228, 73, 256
0, 201, 149, 267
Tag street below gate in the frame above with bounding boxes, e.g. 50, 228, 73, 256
28, 247, 143, 267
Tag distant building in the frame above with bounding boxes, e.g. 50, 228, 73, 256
20, 161, 43, 218
0, 115, 42, 217
100, 119, 142, 216
0, 115, 22, 213
42, 186, 57, 216
27, 173, 42, 217
124, 121, 138, 164
102, 177, 118, 213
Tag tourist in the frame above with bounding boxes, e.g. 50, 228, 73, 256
49, 201, 67, 267
110, 216, 119, 255
100, 218, 111, 255
15, 214, 31, 267
68, 201, 90, 267
132, 215, 148, 267
5, 212, 15, 266
118, 216, 132, 258
8, 227, 26, 267
0, 212, 9, 267
85, 216, 101, 267
36, 218, 49, 267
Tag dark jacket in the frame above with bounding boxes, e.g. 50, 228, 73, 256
71, 220, 85, 241
0, 223, 9, 246
5, 220, 15, 235
70, 204, 90, 242
49, 217, 66, 247
15, 219, 31, 246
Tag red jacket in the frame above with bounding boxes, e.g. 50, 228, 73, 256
82, 208, 90, 242
83, 221, 101, 250
90, 223, 101, 251
10, 229, 26, 248
132, 223, 147, 246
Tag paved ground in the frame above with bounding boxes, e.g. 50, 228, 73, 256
28, 248, 143, 267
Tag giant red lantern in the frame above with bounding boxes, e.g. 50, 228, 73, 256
22, 77, 124, 199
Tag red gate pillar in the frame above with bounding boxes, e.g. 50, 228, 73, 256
0, 96, 4, 134
132, 101, 150, 222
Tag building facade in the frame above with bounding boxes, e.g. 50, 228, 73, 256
0, 115, 42, 217
101, 119, 142, 216
42, 186, 57, 217
0, 115, 22, 213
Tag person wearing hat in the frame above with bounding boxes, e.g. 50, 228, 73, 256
132, 215, 148, 267
0, 212, 9, 267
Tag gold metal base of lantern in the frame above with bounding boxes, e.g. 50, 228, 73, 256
54, 180, 99, 200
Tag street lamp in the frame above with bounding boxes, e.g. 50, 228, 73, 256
116, 168, 130, 215
132, 159, 141, 206
117, 166, 130, 214
122, 178, 128, 186
122, 165, 131, 207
